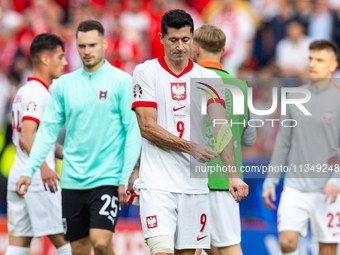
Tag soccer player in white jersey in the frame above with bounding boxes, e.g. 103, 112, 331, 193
262, 40, 340, 255
132, 10, 248, 255
5, 34, 71, 255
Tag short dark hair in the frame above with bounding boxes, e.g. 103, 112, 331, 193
76, 20, 104, 37
309, 40, 339, 58
161, 9, 194, 36
30, 33, 65, 66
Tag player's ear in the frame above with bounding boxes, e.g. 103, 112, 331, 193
103, 38, 108, 51
330, 60, 338, 73
195, 44, 200, 57
221, 47, 225, 55
41, 53, 50, 66
159, 32, 164, 45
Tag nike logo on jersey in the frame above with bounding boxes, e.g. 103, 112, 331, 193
173, 106, 185, 112
333, 232, 340, 236
197, 235, 208, 241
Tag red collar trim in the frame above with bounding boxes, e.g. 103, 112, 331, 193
27, 77, 49, 91
158, 56, 193, 78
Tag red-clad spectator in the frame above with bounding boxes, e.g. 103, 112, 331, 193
106, 24, 140, 75
145, 0, 168, 59
120, 0, 150, 61
102, 0, 122, 37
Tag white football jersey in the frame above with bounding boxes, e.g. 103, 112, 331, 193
8, 77, 55, 191
132, 57, 222, 194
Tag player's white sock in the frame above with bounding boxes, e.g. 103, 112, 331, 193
5, 245, 30, 255
281, 250, 299, 255
56, 243, 72, 255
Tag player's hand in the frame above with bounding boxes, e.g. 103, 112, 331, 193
324, 183, 339, 204
262, 187, 277, 210
118, 184, 128, 208
228, 178, 248, 203
328, 147, 340, 166
191, 143, 218, 163
16, 176, 32, 198
128, 169, 139, 195
40, 166, 60, 193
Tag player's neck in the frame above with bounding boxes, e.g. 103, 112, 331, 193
33, 69, 52, 88
197, 54, 221, 65
164, 55, 189, 75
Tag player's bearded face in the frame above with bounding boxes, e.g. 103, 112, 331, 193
76, 30, 107, 69
48, 45, 68, 79
309, 50, 338, 79
161, 26, 193, 63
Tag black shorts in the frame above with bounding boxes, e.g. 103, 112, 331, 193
62, 185, 121, 242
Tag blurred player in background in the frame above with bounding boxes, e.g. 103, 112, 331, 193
132, 9, 248, 255
262, 40, 340, 255
193, 24, 256, 255
6, 33, 71, 255
16, 20, 141, 255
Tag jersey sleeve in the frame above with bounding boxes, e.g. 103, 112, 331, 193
118, 73, 141, 185
21, 88, 49, 124
21, 78, 66, 178
263, 105, 293, 189
131, 64, 157, 110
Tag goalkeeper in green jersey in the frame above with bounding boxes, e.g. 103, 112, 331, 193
192, 24, 256, 255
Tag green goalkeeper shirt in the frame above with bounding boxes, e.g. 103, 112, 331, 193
22, 60, 141, 190
199, 61, 249, 190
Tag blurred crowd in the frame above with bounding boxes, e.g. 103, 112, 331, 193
1, 0, 340, 159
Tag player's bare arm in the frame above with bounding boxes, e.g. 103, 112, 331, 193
16, 120, 59, 197
128, 155, 140, 194
207, 102, 249, 202
55, 143, 63, 159
135, 106, 218, 163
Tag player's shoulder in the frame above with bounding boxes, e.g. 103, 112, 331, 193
22, 79, 50, 95
133, 58, 159, 74
105, 61, 132, 81
192, 62, 221, 78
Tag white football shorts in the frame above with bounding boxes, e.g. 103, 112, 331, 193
209, 190, 241, 247
278, 186, 340, 243
7, 190, 64, 238
139, 189, 210, 250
